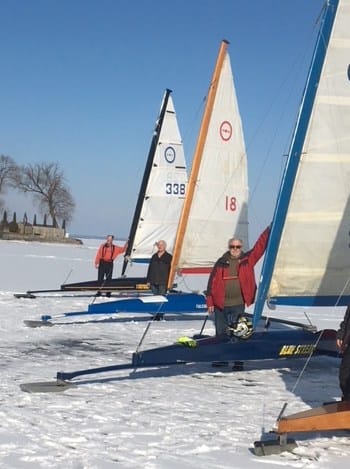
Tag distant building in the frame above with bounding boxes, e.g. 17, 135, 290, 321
0, 212, 82, 244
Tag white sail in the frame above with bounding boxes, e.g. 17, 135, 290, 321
178, 48, 249, 272
131, 94, 187, 263
268, 0, 350, 303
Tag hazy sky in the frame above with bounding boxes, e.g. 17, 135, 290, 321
0, 0, 324, 242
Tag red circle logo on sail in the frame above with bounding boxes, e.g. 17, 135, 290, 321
220, 121, 232, 141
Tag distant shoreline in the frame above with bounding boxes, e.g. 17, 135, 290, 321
72, 234, 128, 242
71, 234, 104, 240
0, 233, 83, 245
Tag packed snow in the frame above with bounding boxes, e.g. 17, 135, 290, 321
0, 238, 349, 468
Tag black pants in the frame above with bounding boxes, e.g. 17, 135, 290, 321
98, 260, 113, 285
150, 284, 166, 320
150, 284, 167, 295
339, 344, 350, 401
214, 304, 245, 336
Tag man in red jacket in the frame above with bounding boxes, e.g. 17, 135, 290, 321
94, 235, 128, 293
206, 226, 270, 336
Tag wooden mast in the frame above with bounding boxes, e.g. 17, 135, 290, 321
167, 40, 229, 288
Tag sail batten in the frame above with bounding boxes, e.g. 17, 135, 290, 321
285, 213, 345, 222
318, 95, 350, 104
253, 0, 350, 326
301, 153, 350, 162
269, 296, 350, 307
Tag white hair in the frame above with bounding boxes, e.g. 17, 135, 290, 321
228, 237, 243, 248
157, 240, 167, 248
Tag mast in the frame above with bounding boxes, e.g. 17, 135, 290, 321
121, 89, 172, 276
252, 0, 339, 327
167, 40, 229, 288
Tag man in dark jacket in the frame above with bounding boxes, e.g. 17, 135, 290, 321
206, 226, 270, 336
336, 305, 350, 401
147, 240, 172, 295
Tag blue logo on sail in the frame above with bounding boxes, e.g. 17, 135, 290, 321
164, 146, 176, 163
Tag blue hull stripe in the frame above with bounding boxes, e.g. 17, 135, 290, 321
269, 295, 350, 307
87, 293, 207, 315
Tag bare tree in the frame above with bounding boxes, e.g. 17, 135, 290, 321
13, 162, 75, 227
0, 155, 18, 211
0, 154, 17, 191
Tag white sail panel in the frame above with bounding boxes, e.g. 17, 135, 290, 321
269, 0, 350, 300
131, 95, 187, 261
179, 52, 249, 270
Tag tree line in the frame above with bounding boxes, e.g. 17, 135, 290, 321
0, 155, 75, 228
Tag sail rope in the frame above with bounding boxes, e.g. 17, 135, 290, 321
182, 94, 206, 154
61, 268, 73, 285
276, 329, 325, 422
247, 17, 322, 230
333, 276, 350, 308
291, 330, 325, 395
276, 276, 350, 421
130, 300, 167, 374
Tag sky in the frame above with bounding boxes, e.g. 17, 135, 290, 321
0, 0, 325, 242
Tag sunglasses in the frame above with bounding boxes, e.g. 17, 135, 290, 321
229, 245, 242, 249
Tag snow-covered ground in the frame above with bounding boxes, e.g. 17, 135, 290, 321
0, 238, 349, 468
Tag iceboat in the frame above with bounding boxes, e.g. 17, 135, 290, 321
16, 89, 187, 299
68, 38, 249, 318
252, 0, 350, 453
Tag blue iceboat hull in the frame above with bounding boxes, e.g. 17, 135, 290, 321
39, 292, 208, 323
86, 292, 208, 316
55, 327, 338, 382
133, 328, 338, 367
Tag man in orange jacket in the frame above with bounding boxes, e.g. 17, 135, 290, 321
206, 226, 270, 336
94, 235, 128, 290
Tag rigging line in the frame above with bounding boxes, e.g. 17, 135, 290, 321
133, 300, 167, 359
199, 315, 208, 335
277, 329, 326, 420
273, 270, 347, 415
302, 310, 314, 328
334, 276, 350, 309
61, 268, 73, 285
88, 272, 112, 307
182, 94, 206, 155
248, 17, 322, 206
290, 330, 325, 395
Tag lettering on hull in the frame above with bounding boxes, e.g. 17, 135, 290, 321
279, 344, 315, 356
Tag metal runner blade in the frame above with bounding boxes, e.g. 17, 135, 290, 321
20, 380, 75, 393
23, 320, 54, 328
